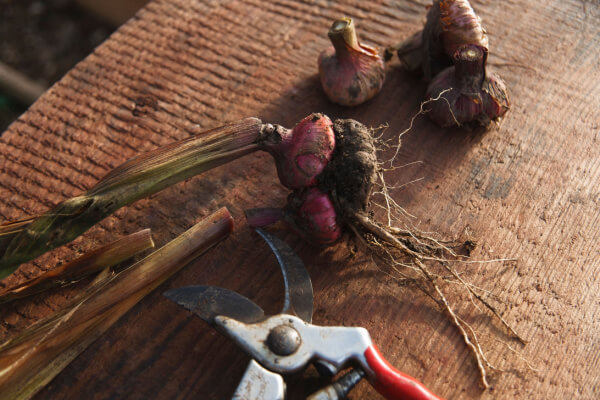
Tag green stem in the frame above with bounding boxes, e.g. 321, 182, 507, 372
328, 17, 360, 60
0, 118, 263, 278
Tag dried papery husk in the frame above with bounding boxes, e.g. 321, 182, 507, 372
424, 0, 488, 79
318, 17, 385, 106
424, 44, 510, 128
438, 0, 488, 53
0, 207, 233, 400
423, 0, 488, 79
389, 0, 488, 80
385, 30, 423, 73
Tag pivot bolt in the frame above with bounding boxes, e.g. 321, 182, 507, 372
266, 324, 301, 356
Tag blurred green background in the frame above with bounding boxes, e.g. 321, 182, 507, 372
0, 0, 148, 133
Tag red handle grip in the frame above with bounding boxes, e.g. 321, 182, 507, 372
364, 344, 444, 400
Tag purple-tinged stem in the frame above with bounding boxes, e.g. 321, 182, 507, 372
453, 44, 486, 91
245, 208, 284, 228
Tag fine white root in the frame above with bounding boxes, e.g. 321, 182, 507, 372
416, 259, 490, 389
388, 88, 457, 165
439, 260, 527, 344
349, 163, 525, 389
492, 337, 540, 373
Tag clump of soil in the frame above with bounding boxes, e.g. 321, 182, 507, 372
318, 119, 378, 220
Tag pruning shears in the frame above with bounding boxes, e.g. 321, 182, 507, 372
163, 229, 443, 400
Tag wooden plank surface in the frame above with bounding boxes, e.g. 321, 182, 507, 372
0, 0, 598, 398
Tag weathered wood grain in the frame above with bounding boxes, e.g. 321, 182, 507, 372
0, 0, 598, 399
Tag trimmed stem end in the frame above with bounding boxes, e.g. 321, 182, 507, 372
454, 44, 486, 89
245, 208, 283, 228
328, 17, 360, 55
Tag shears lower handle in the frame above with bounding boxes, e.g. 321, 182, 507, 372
232, 360, 285, 400
364, 344, 443, 400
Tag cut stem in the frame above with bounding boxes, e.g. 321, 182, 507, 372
245, 208, 284, 228
0, 207, 233, 400
0, 118, 262, 279
328, 17, 360, 58
0, 229, 154, 304
454, 44, 486, 90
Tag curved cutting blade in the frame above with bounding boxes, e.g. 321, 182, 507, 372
255, 228, 313, 323
163, 285, 265, 324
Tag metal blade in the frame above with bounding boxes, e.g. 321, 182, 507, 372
255, 228, 313, 323
163, 285, 265, 324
